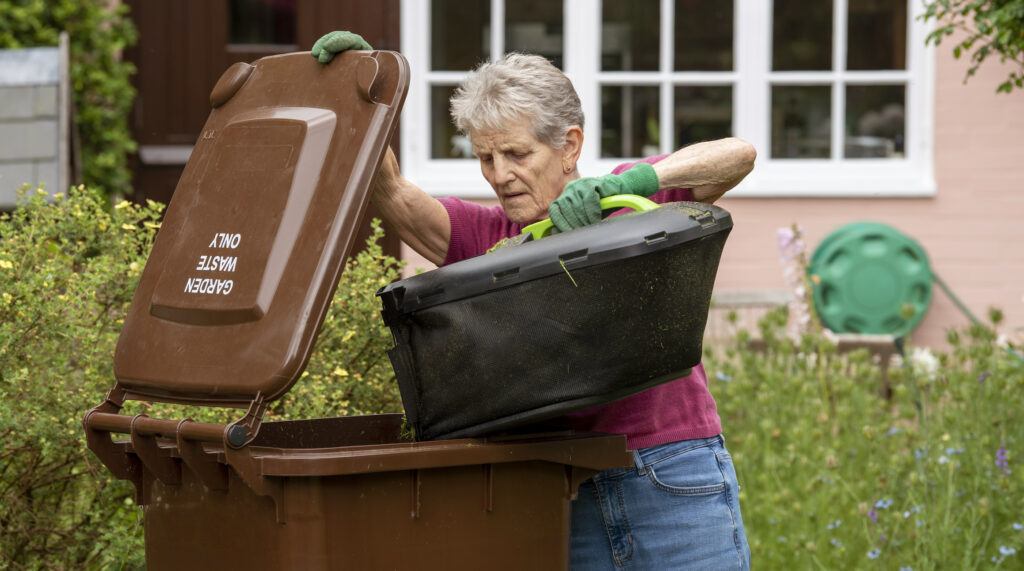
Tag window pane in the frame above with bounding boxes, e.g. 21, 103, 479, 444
601, 85, 660, 158
771, 85, 831, 158
506, 0, 564, 69
229, 0, 296, 45
845, 85, 905, 158
431, 85, 473, 159
602, 0, 660, 71
674, 86, 732, 147
674, 0, 733, 71
432, 0, 490, 71
773, 0, 832, 71
847, 0, 907, 70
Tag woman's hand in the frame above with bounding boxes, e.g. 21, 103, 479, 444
548, 163, 659, 232
310, 31, 372, 63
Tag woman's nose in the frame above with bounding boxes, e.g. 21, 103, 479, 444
493, 156, 516, 183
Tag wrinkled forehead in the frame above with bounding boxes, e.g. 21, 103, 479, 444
469, 118, 541, 154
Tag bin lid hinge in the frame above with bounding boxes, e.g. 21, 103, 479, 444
224, 392, 268, 449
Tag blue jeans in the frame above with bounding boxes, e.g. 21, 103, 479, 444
570, 435, 750, 570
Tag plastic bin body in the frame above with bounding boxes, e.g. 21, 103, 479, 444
138, 416, 624, 570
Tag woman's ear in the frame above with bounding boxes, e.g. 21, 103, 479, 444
562, 126, 584, 168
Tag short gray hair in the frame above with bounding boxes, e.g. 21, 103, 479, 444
450, 53, 584, 149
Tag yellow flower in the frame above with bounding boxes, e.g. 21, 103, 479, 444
143, 221, 161, 229
121, 223, 136, 231
114, 200, 131, 210
0, 260, 12, 269
332, 367, 349, 378
342, 330, 356, 342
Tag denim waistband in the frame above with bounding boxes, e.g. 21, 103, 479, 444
631, 434, 724, 474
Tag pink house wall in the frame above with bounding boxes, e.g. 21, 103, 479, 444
399, 45, 1024, 349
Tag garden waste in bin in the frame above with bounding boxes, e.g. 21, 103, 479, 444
82, 50, 632, 570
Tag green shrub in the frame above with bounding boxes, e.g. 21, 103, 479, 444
0, 0, 138, 196
0, 187, 403, 568
922, 0, 1024, 94
707, 308, 1024, 568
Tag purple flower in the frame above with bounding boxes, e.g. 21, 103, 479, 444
999, 545, 1017, 556
867, 548, 881, 559
868, 508, 878, 524
978, 370, 991, 384
1013, 522, 1023, 531
996, 446, 1011, 476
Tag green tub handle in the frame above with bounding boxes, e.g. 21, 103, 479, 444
520, 194, 660, 241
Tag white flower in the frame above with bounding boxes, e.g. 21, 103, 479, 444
999, 546, 1017, 556
910, 347, 939, 381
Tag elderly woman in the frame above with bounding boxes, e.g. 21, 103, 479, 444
314, 32, 755, 570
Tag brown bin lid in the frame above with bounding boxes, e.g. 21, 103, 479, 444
114, 51, 409, 406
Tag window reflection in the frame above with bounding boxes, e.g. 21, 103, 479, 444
674, 86, 732, 147
506, 0, 564, 69
771, 86, 831, 158
602, 0, 660, 71
845, 85, 905, 158
674, 0, 733, 71
847, 0, 907, 70
229, 0, 296, 46
432, 0, 490, 71
431, 85, 474, 159
773, 0, 832, 71
602, 85, 661, 158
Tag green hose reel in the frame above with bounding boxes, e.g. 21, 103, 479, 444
808, 222, 933, 337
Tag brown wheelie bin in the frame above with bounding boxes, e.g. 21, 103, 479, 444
82, 50, 631, 570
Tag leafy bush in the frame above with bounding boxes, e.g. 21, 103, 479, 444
0, 0, 138, 196
0, 187, 403, 568
922, 0, 1024, 93
707, 308, 1024, 568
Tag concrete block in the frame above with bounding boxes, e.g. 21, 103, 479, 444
33, 160, 59, 193
0, 86, 34, 120
33, 85, 58, 117
0, 46, 60, 87
0, 120, 57, 160
0, 161, 34, 206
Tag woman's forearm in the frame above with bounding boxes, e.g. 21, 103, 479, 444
651, 137, 756, 203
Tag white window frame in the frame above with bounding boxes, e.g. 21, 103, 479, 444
400, 0, 935, 198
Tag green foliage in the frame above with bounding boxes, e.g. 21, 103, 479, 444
0, 0, 138, 195
0, 187, 403, 568
922, 0, 1024, 93
0, 186, 160, 568
707, 308, 1024, 568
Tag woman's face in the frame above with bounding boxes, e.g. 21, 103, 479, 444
472, 118, 580, 224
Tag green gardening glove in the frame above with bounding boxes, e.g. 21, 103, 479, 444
310, 31, 372, 64
548, 162, 660, 233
